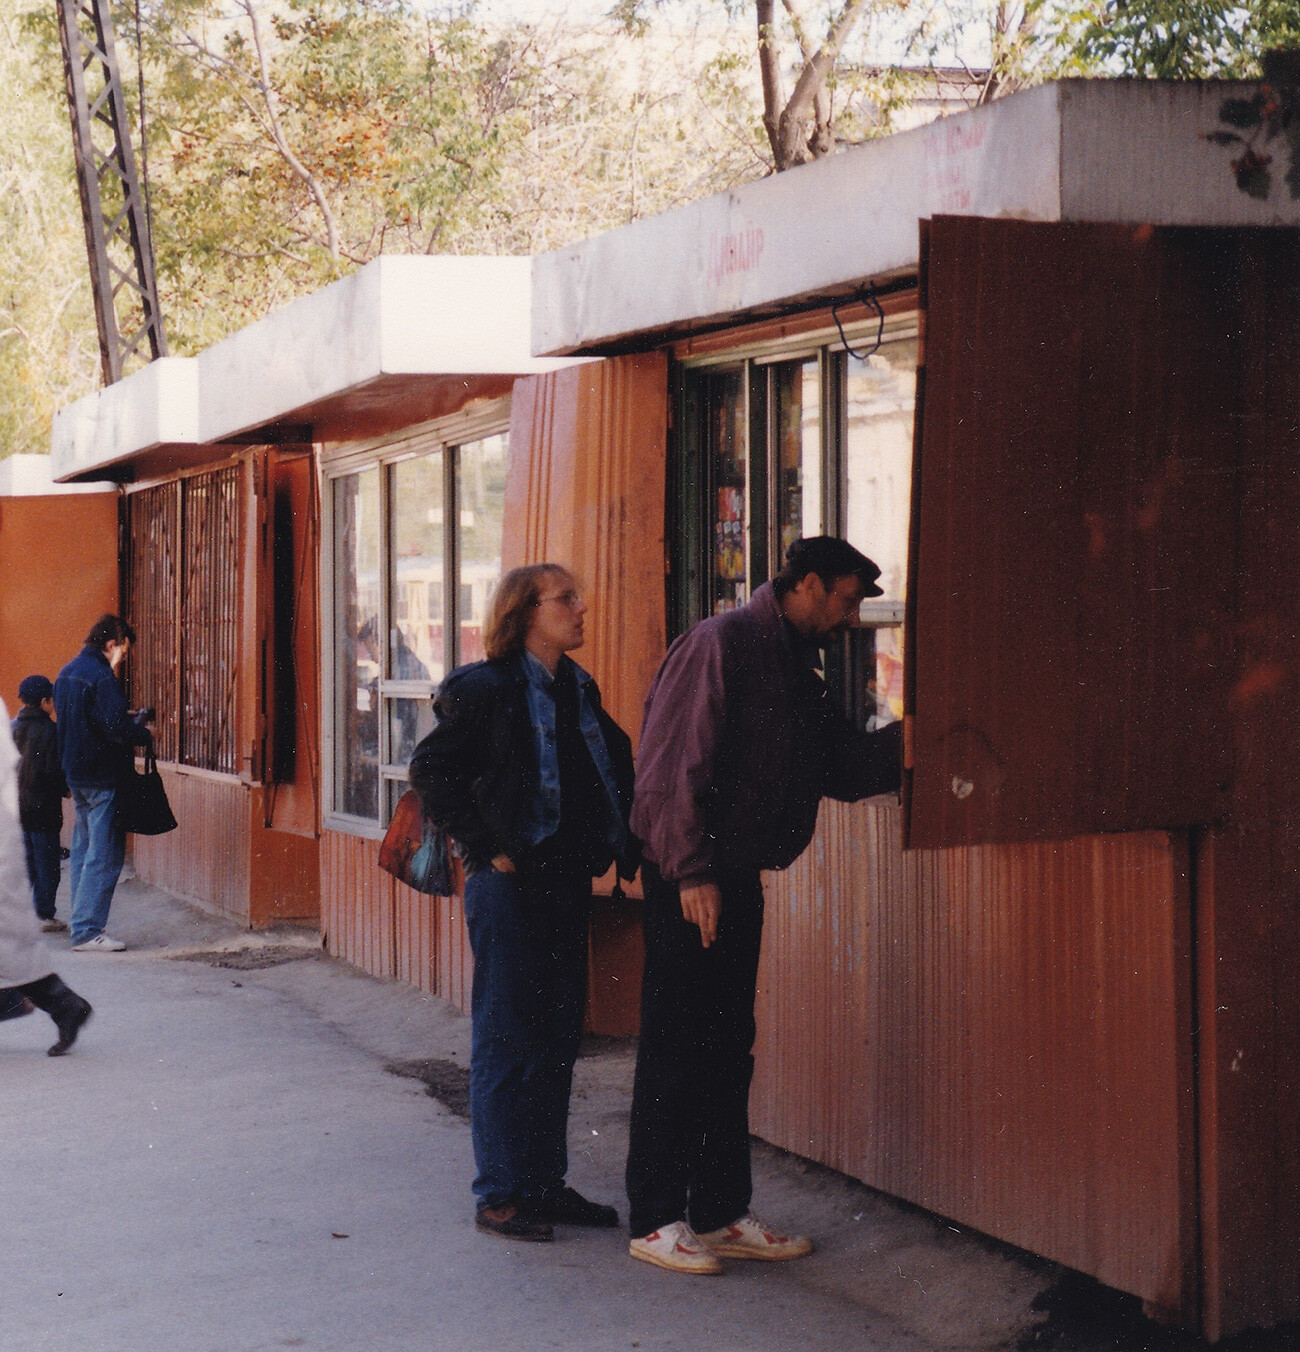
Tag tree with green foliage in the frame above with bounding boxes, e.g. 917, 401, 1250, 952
1059, 0, 1300, 79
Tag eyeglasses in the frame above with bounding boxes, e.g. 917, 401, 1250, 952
534, 590, 582, 609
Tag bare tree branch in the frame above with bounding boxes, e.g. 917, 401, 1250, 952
756, 0, 786, 167
238, 0, 340, 260
774, 0, 870, 168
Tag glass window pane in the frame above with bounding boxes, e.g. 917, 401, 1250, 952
843, 338, 917, 726
388, 696, 436, 768
456, 433, 507, 665
333, 470, 381, 820
773, 356, 821, 560
708, 368, 748, 614
391, 453, 444, 688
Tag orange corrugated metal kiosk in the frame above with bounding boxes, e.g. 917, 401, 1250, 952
524, 80, 1300, 1334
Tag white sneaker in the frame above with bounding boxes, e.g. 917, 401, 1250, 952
72, 934, 127, 952
629, 1220, 723, 1275
698, 1213, 813, 1261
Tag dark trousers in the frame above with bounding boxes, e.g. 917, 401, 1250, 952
462, 863, 591, 1209
625, 862, 765, 1238
22, 829, 61, 921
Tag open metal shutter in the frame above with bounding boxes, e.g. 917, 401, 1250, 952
906, 217, 1243, 849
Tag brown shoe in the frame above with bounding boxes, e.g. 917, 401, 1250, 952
475, 1201, 553, 1242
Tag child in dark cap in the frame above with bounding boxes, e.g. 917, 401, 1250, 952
10, 676, 69, 933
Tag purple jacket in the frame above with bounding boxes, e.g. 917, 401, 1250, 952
631, 582, 902, 885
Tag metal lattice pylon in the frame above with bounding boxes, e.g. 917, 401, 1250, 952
57, 0, 167, 385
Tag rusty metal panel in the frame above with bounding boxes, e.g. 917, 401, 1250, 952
752, 799, 1196, 1314
908, 217, 1237, 849
1193, 231, 1300, 1341
132, 768, 251, 921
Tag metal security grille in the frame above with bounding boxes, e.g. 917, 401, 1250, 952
125, 465, 241, 773
180, 467, 240, 773
125, 482, 180, 761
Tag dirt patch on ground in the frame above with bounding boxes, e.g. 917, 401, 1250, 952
386, 1057, 471, 1119
176, 946, 321, 971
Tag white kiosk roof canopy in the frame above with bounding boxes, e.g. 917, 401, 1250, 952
532, 80, 1300, 356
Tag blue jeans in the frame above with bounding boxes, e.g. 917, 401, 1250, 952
22, 830, 62, 921
68, 785, 125, 945
463, 864, 591, 1209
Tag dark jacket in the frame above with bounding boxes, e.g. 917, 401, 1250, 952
409, 654, 637, 876
10, 706, 66, 832
631, 581, 902, 885
54, 646, 152, 789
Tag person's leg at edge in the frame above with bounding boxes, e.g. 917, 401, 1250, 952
520, 866, 590, 1202
626, 861, 716, 1239
67, 791, 89, 917
68, 786, 125, 946
685, 870, 764, 1236
463, 865, 550, 1231
24, 830, 61, 921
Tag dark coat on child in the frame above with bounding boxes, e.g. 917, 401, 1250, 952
10, 706, 66, 834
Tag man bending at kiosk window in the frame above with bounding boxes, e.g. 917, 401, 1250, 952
625, 536, 903, 1275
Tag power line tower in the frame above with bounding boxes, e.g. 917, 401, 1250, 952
57, 0, 167, 385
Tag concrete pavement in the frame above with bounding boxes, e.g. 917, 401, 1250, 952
1, 876, 1287, 1352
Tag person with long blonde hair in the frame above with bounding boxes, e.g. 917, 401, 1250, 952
410, 564, 638, 1241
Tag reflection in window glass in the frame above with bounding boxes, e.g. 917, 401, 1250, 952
844, 339, 917, 724
457, 434, 507, 664
334, 469, 381, 819
773, 357, 821, 560
391, 453, 444, 689
388, 697, 436, 768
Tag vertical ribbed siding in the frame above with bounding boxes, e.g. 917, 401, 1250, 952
132, 767, 251, 921
321, 829, 471, 1014
505, 354, 668, 744
321, 830, 395, 980
752, 799, 1194, 1314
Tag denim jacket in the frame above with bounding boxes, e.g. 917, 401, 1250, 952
54, 646, 153, 789
519, 649, 630, 861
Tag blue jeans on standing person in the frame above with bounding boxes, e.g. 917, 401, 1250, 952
68, 785, 125, 946
462, 862, 591, 1210
22, 829, 62, 921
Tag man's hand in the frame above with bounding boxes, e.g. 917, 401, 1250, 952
491, 854, 516, 873
679, 882, 721, 948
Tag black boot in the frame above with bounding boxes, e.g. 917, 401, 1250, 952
18, 975, 93, 1057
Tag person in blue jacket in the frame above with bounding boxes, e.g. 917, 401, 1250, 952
54, 615, 154, 953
